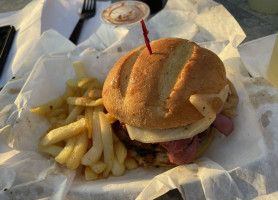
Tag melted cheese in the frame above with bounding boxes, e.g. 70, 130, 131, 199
126, 85, 230, 143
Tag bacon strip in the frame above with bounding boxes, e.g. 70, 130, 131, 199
160, 114, 234, 165
160, 136, 199, 165
213, 114, 234, 136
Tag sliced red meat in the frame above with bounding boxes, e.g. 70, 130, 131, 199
157, 114, 234, 165
213, 114, 234, 136
160, 136, 199, 165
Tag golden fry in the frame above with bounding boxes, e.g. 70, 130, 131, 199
114, 141, 127, 164
65, 106, 84, 125
88, 89, 102, 99
78, 77, 96, 87
65, 85, 95, 124
30, 85, 73, 116
78, 78, 102, 90
105, 113, 117, 124
99, 112, 114, 177
94, 105, 104, 113
55, 137, 76, 164
66, 79, 79, 88
85, 107, 94, 139
124, 157, 138, 170
73, 61, 88, 80
48, 118, 65, 130
67, 97, 103, 107
81, 111, 103, 165
91, 161, 106, 174
85, 166, 98, 181
40, 118, 87, 146
64, 85, 75, 97
30, 95, 65, 116
57, 113, 67, 120
111, 159, 125, 176
46, 107, 67, 118
48, 112, 67, 126
66, 132, 88, 170
38, 144, 63, 157
34, 61, 137, 180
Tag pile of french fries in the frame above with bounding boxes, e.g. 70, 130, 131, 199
30, 61, 138, 180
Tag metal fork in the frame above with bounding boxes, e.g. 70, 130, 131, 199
69, 0, 96, 44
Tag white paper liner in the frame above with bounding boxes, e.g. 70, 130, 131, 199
1, 0, 278, 199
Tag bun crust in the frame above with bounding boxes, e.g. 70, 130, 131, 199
102, 38, 227, 129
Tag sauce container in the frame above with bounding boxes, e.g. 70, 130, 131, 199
101, 1, 150, 27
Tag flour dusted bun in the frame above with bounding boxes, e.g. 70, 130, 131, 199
102, 38, 227, 130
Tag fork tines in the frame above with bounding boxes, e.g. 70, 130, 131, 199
82, 0, 96, 13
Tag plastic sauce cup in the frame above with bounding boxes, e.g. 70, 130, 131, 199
101, 1, 150, 27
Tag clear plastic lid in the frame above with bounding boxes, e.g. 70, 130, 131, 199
101, 1, 150, 26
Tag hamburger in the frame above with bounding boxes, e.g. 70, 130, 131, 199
102, 38, 238, 166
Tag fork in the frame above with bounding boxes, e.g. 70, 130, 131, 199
69, 0, 96, 44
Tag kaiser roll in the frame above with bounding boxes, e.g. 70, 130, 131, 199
102, 37, 227, 130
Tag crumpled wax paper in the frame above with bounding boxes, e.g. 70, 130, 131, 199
0, 0, 46, 88
0, 0, 111, 88
0, 0, 278, 199
238, 33, 277, 81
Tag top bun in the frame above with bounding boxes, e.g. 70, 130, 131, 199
102, 38, 227, 130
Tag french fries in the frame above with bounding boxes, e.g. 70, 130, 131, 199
55, 137, 76, 164
85, 166, 98, 181
73, 61, 89, 80
99, 112, 114, 177
88, 89, 102, 99
66, 97, 103, 107
124, 157, 138, 170
105, 113, 117, 124
85, 107, 94, 139
40, 118, 87, 146
91, 161, 106, 174
78, 78, 102, 89
114, 141, 127, 164
111, 159, 125, 176
65, 106, 84, 125
38, 144, 63, 157
29, 95, 65, 116
46, 107, 68, 118
31, 61, 138, 181
66, 79, 79, 88
66, 132, 88, 170
30, 85, 74, 116
81, 111, 103, 165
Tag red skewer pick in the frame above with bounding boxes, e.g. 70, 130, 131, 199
140, 19, 152, 54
